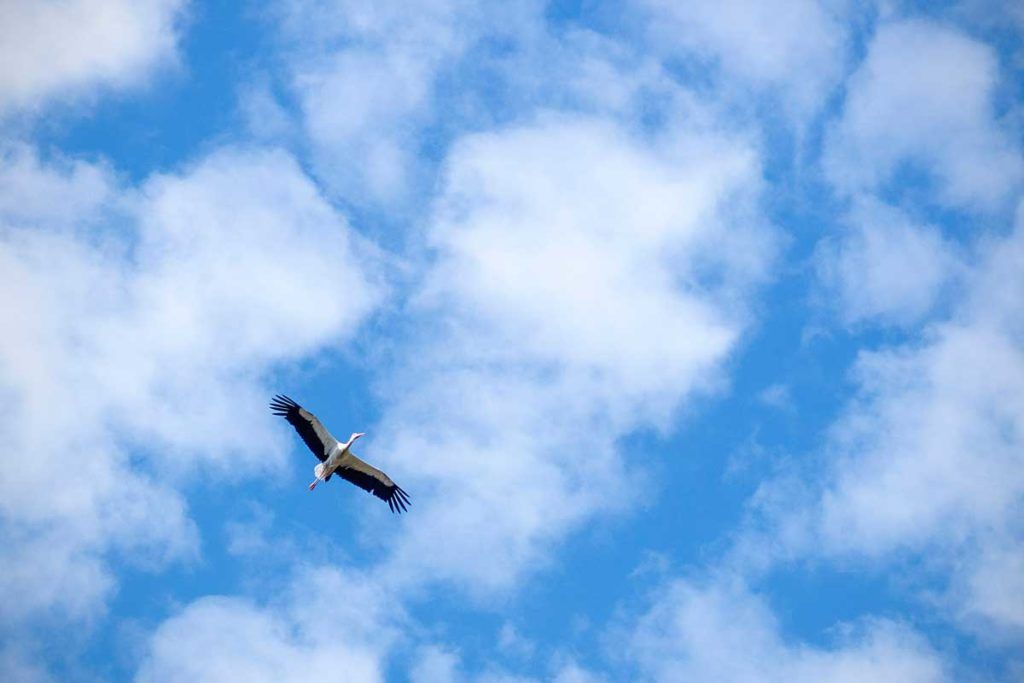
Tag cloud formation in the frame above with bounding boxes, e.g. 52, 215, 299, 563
277, 0, 541, 206
0, 145, 380, 626
824, 18, 1021, 208
369, 113, 775, 595
624, 576, 947, 682
643, 0, 847, 118
747, 206, 1024, 638
137, 566, 398, 683
816, 197, 959, 326
0, 0, 187, 113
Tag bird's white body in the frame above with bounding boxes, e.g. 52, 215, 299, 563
312, 445, 342, 483
309, 432, 363, 491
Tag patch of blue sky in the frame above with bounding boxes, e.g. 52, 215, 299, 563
31, 4, 260, 180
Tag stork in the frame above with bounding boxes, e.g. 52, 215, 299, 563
269, 395, 410, 513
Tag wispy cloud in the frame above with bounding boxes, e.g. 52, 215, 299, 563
742, 206, 1024, 638
0, 0, 187, 114
368, 112, 775, 596
137, 565, 399, 683
816, 197, 959, 327
274, 0, 540, 207
621, 575, 948, 682
0, 145, 381, 627
824, 18, 1022, 209
641, 0, 848, 119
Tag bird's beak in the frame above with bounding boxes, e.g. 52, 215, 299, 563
354, 433, 366, 439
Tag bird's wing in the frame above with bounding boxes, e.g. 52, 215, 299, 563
269, 395, 339, 462
336, 453, 411, 514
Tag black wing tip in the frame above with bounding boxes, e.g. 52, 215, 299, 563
389, 485, 411, 514
269, 394, 300, 415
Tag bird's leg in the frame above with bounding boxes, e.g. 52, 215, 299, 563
309, 463, 326, 491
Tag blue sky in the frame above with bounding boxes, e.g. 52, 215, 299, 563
1, 1, 1022, 681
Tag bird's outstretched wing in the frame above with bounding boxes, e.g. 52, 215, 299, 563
269, 395, 339, 462
336, 453, 411, 514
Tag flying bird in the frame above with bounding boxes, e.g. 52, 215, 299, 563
269, 395, 410, 513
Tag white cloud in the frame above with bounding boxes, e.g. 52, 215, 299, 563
817, 197, 959, 326
0, 0, 187, 113
550, 661, 607, 683
407, 648, 604, 683
958, 544, 1024, 632
423, 117, 760, 406
277, 0, 536, 205
224, 504, 278, 558
754, 204, 1024, 637
624, 576, 948, 682
0, 644, 54, 683
757, 383, 793, 411
497, 623, 535, 660
0, 145, 114, 226
238, 81, 296, 143
824, 18, 1022, 208
275, 0, 701, 208
409, 645, 462, 683
0, 145, 380, 627
818, 303, 1024, 559
136, 566, 396, 683
365, 114, 774, 596
643, 0, 847, 117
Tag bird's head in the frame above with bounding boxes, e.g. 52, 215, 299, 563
349, 432, 366, 444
